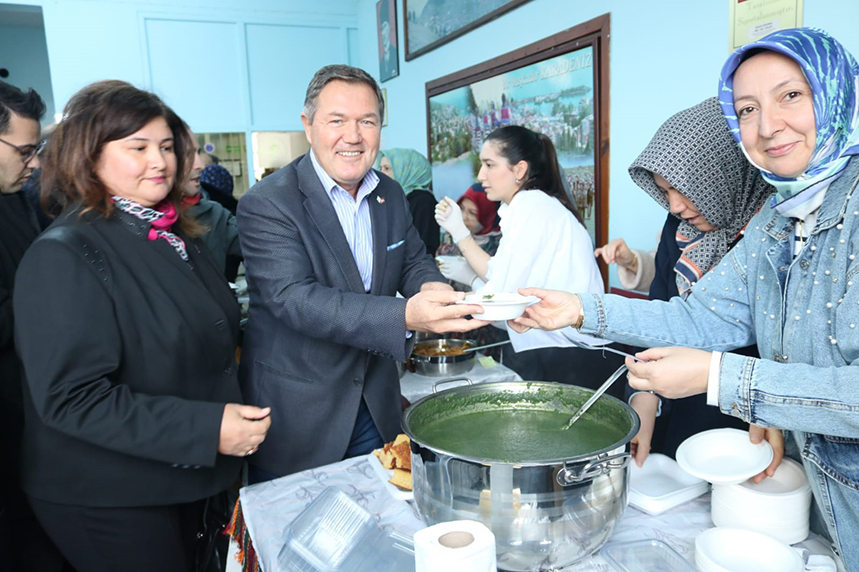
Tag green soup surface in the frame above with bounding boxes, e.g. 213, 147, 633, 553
413, 408, 625, 462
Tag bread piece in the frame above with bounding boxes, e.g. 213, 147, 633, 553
389, 468, 413, 491
390, 441, 412, 471
393, 433, 410, 446
378, 447, 397, 470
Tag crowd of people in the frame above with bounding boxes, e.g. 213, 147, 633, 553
1, 24, 858, 572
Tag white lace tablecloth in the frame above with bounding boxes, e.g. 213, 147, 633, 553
399, 357, 522, 403
238, 454, 721, 572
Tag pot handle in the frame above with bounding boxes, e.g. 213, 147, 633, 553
557, 452, 630, 486
432, 377, 474, 393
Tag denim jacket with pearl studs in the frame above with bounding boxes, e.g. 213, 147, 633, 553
578, 157, 859, 565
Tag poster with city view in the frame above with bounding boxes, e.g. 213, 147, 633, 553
404, 0, 531, 60
428, 45, 597, 238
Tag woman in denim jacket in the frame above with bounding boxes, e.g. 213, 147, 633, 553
512, 28, 859, 568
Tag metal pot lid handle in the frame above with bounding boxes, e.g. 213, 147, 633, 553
432, 377, 474, 393
557, 452, 630, 486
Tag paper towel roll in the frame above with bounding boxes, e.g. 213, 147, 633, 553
414, 520, 497, 572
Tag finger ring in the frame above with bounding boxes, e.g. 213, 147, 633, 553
245, 448, 255, 456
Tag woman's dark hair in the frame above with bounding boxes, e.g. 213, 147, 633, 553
484, 125, 583, 223
41, 80, 201, 236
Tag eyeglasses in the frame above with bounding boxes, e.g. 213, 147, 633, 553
0, 138, 46, 163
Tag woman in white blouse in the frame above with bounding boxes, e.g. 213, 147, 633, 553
435, 125, 622, 391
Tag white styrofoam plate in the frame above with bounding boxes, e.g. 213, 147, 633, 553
675, 428, 773, 486
695, 527, 804, 572
366, 451, 413, 501
628, 453, 709, 515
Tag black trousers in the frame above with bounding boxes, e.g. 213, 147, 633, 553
502, 344, 627, 400
27, 496, 204, 572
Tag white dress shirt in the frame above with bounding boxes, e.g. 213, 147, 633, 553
485, 190, 607, 352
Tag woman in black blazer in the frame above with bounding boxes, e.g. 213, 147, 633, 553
12, 81, 271, 572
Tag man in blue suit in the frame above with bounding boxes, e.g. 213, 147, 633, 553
237, 65, 485, 482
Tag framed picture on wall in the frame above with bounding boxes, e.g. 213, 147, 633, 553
425, 14, 612, 286
377, 0, 399, 82
404, 0, 532, 61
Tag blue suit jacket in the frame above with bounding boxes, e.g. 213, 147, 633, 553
237, 153, 442, 476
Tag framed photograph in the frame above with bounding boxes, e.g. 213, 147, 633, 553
404, 0, 532, 61
377, 0, 399, 82
425, 14, 611, 286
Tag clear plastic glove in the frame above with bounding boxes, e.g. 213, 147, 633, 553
434, 197, 471, 243
437, 255, 478, 286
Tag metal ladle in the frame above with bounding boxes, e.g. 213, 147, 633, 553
561, 363, 629, 430
461, 340, 512, 353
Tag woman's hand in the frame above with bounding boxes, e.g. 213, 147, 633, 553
594, 238, 636, 271
508, 288, 582, 333
749, 425, 784, 483
219, 404, 272, 457
630, 392, 660, 467
626, 347, 711, 398
434, 197, 471, 243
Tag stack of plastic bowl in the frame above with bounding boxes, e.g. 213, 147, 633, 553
695, 528, 804, 571
710, 458, 811, 544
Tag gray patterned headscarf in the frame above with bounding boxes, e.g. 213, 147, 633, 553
629, 97, 774, 296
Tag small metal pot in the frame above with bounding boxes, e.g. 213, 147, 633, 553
409, 339, 476, 377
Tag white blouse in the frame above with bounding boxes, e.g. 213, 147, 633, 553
485, 189, 607, 352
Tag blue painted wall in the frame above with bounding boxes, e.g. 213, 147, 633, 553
0, 21, 54, 120
355, 0, 859, 287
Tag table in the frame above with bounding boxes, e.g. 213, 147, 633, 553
228, 451, 843, 572
399, 356, 522, 403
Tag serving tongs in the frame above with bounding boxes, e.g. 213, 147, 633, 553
561, 363, 629, 430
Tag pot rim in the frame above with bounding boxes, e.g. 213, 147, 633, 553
402, 380, 640, 466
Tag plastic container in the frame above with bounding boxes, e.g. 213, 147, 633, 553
601, 539, 695, 571
628, 453, 709, 515
277, 487, 416, 572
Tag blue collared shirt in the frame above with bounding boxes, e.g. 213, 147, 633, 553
309, 150, 379, 292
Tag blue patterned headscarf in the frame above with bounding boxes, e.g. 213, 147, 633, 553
718, 28, 859, 215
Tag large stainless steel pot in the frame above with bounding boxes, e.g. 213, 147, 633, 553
402, 381, 640, 571
409, 339, 476, 377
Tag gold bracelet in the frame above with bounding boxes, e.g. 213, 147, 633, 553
572, 295, 585, 329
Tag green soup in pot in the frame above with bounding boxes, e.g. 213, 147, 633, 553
411, 408, 627, 462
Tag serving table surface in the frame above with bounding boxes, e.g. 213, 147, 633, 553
231, 453, 719, 572
228, 362, 839, 571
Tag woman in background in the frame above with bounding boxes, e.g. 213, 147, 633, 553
378, 148, 439, 254
14, 80, 270, 572
436, 125, 623, 391
616, 97, 773, 465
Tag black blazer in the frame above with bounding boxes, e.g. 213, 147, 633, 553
237, 153, 444, 477
13, 207, 242, 507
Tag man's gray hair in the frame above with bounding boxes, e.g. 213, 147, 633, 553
303, 65, 384, 124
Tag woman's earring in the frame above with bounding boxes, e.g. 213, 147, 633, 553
515, 178, 521, 184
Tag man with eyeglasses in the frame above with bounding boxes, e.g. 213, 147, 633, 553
0, 81, 68, 571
